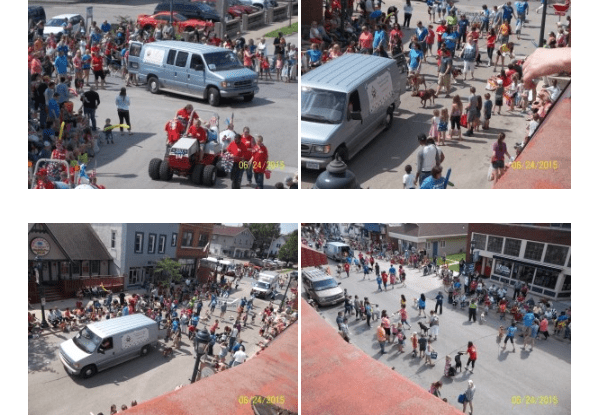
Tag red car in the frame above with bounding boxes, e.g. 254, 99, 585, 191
137, 12, 213, 32
192, 0, 259, 19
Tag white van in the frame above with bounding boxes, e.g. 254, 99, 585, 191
59, 314, 165, 379
324, 242, 352, 262
252, 272, 279, 298
301, 53, 407, 170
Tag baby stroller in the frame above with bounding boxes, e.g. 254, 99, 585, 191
459, 295, 469, 310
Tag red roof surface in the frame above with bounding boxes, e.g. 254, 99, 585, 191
301, 245, 328, 268
121, 323, 298, 415
494, 83, 571, 189
301, 298, 463, 415
212, 225, 249, 237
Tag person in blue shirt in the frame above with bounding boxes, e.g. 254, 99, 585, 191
456, 14, 469, 50
305, 43, 322, 68
54, 51, 69, 79
416, 21, 429, 60
373, 24, 388, 51
47, 93, 60, 120
122, 303, 129, 316
408, 42, 424, 73
420, 165, 447, 189
376, 274, 383, 291
191, 313, 200, 327
90, 27, 102, 46
480, 5, 491, 35
101, 20, 111, 33
502, 322, 518, 351
502, 1, 515, 25
522, 309, 535, 337
389, 265, 396, 276
56, 77, 69, 106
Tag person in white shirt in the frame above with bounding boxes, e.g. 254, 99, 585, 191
232, 346, 247, 366
403, 164, 415, 189
219, 123, 236, 151
545, 79, 561, 102
415, 134, 444, 187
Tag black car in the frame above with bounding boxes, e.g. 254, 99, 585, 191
28, 6, 46, 27
154, 2, 221, 22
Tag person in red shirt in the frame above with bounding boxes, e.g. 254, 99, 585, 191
187, 118, 208, 161
344, 262, 350, 277
358, 26, 373, 54
165, 117, 185, 147
90, 51, 105, 89
426, 25, 436, 57
436, 20, 447, 49
226, 134, 248, 189
176, 104, 198, 128
249, 135, 268, 189
240, 126, 255, 185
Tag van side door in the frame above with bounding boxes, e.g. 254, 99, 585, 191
187, 53, 206, 97
163, 49, 189, 91
96, 336, 116, 370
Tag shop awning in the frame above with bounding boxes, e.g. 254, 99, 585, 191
492, 255, 564, 273
364, 223, 382, 233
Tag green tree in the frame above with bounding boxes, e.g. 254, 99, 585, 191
246, 223, 281, 255
154, 257, 182, 287
278, 230, 298, 263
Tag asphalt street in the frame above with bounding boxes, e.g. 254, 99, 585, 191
35, 1, 298, 188
301, 0, 569, 188
302, 252, 571, 414
28, 269, 296, 415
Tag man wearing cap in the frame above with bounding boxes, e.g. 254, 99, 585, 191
176, 104, 198, 128
226, 134, 248, 189
219, 122, 236, 151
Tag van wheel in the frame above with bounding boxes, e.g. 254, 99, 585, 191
141, 345, 150, 356
208, 88, 221, 106
335, 146, 349, 163
383, 110, 394, 131
148, 77, 160, 94
81, 365, 97, 379
244, 93, 254, 102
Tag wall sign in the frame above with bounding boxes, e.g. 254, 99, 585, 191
31, 238, 51, 256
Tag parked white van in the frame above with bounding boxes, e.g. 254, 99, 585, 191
59, 314, 164, 379
252, 272, 279, 298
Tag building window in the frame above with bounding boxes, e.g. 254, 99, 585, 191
71, 261, 80, 275
493, 259, 513, 277
440, 240, 446, 248
135, 232, 144, 253
473, 233, 487, 250
111, 230, 116, 248
91, 261, 100, 275
197, 233, 209, 248
512, 264, 536, 284
61, 262, 70, 275
503, 238, 521, 257
182, 231, 193, 247
487, 236, 503, 253
172, 233, 178, 247
524, 242, 544, 261
82, 261, 90, 275
533, 268, 559, 289
159, 235, 166, 254
543, 244, 569, 266
561, 275, 571, 291
148, 233, 156, 254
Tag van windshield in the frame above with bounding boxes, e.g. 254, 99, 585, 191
255, 281, 270, 290
301, 88, 346, 124
203, 52, 243, 72
73, 326, 102, 354
312, 278, 339, 291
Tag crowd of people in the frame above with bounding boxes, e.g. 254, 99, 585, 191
303, 1, 570, 189
304, 227, 570, 413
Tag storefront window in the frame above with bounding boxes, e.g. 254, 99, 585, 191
512, 264, 536, 284
178, 258, 196, 276
487, 236, 503, 253
561, 275, 571, 291
493, 259, 513, 277
533, 268, 559, 289
503, 238, 521, 257
473, 234, 486, 250
543, 244, 569, 266
524, 242, 544, 261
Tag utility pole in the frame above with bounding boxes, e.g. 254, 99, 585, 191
538, 0, 548, 47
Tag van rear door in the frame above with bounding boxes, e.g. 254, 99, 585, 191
127, 41, 143, 75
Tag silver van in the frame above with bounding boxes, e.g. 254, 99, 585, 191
302, 268, 345, 307
59, 314, 164, 379
128, 40, 259, 106
301, 54, 407, 170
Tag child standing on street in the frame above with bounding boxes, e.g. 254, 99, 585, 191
429, 109, 440, 139
103, 118, 114, 144
275, 53, 283, 81
438, 108, 449, 145
494, 79, 504, 115
427, 25, 436, 56
403, 164, 415, 188
483, 93, 493, 130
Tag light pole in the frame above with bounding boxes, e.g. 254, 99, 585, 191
538, 0, 549, 48
279, 272, 296, 310
35, 256, 49, 328
190, 328, 210, 383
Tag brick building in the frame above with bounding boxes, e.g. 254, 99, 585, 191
176, 223, 214, 278
467, 224, 571, 300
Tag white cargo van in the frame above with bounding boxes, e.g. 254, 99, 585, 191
252, 272, 279, 298
59, 314, 164, 379
324, 242, 352, 262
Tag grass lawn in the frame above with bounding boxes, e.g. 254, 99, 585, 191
265, 22, 298, 38
436, 253, 467, 271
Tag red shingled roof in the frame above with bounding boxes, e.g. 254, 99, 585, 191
301, 298, 463, 415
212, 225, 248, 236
